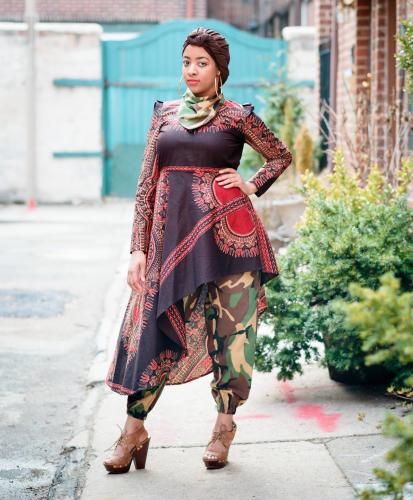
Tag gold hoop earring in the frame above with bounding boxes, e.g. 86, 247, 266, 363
215, 74, 223, 98
178, 75, 184, 97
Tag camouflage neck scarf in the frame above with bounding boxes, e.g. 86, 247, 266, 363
177, 86, 225, 130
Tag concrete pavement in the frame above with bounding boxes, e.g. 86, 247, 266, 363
78, 201, 404, 500
0, 200, 404, 500
82, 367, 400, 500
0, 200, 131, 499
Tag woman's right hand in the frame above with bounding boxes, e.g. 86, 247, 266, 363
127, 250, 147, 294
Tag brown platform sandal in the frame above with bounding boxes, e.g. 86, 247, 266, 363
103, 424, 151, 474
202, 422, 237, 469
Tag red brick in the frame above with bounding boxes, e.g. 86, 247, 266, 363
0, 0, 207, 22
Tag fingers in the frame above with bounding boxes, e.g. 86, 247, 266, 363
217, 175, 241, 189
127, 261, 146, 294
216, 168, 238, 181
216, 172, 240, 184
218, 168, 235, 174
127, 268, 141, 293
216, 174, 251, 195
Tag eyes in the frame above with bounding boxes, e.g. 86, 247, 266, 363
183, 60, 207, 68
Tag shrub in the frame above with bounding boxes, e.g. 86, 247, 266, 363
337, 273, 413, 499
357, 412, 413, 500
335, 272, 413, 389
294, 124, 315, 174
255, 149, 413, 383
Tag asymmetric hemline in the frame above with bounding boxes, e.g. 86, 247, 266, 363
105, 98, 292, 396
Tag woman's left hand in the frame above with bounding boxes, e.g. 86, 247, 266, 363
215, 168, 257, 196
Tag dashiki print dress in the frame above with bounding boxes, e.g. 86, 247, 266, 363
105, 97, 293, 396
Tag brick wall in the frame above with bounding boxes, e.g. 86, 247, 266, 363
369, 0, 388, 167
207, 0, 255, 30
353, 0, 371, 174
315, 0, 332, 43
0, 0, 207, 23
354, 0, 408, 172
315, 0, 412, 179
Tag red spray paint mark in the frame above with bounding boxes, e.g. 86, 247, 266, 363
27, 198, 37, 210
296, 404, 341, 432
278, 380, 297, 403
278, 381, 341, 432
235, 413, 273, 420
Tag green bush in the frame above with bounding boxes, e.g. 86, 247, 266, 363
358, 411, 413, 500
335, 272, 413, 388
255, 149, 413, 383
336, 273, 413, 499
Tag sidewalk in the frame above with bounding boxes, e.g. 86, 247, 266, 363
82, 370, 397, 500
79, 213, 403, 500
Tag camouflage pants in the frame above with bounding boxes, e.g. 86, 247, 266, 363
126, 269, 261, 420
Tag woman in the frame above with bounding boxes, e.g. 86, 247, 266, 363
103, 26, 292, 473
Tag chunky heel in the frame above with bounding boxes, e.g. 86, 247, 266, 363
103, 425, 150, 474
202, 422, 237, 469
133, 436, 151, 469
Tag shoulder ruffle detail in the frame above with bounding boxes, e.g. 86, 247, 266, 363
154, 100, 164, 114
241, 102, 255, 116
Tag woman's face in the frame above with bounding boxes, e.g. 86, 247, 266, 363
182, 44, 220, 98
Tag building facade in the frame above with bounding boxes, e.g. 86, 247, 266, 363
315, 0, 413, 178
0, 0, 207, 25
0, 1, 316, 203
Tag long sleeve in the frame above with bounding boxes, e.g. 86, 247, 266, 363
130, 100, 163, 254
241, 103, 293, 197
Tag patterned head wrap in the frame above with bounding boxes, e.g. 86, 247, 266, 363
182, 27, 230, 88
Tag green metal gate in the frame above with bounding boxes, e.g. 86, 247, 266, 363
101, 18, 287, 197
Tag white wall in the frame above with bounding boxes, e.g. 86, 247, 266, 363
0, 23, 102, 203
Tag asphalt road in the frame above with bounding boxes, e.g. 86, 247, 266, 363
0, 201, 132, 499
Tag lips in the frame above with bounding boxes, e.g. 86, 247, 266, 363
187, 80, 199, 84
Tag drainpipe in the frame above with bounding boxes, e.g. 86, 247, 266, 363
24, 0, 38, 209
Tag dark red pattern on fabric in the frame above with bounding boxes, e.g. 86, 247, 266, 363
166, 303, 187, 349
139, 350, 179, 387
160, 194, 249, 285
105, 97, 292, 396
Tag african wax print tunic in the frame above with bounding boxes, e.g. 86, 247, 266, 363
105, 97, 293, 396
